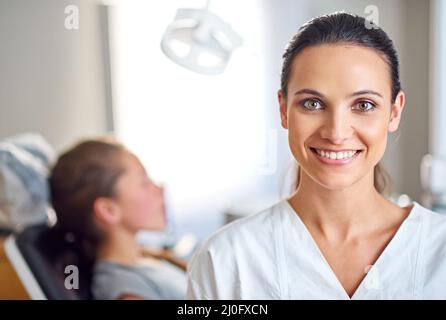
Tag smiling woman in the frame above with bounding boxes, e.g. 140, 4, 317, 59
280, 13, 401, 196
282, 43, 399, 195
186, 12, 446, 300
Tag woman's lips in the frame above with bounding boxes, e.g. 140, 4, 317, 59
309, 147, 362, 166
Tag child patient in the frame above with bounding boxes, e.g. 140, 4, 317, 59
48, 138, 186, 300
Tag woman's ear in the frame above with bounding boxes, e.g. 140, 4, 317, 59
93, 197, 122, 226
388, 91, 405, 133
278, 90, 288, 129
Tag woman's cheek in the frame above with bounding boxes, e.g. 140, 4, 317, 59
358, 117, 389, 158
288, 114, 318, 161
288, 131, 305, 162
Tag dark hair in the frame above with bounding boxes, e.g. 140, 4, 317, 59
281, 12, 397, 195
281, 12, 401, 102
48, 138, 127, 264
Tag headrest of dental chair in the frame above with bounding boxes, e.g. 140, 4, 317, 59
0, 226, 12, 236
15, 224, 93, 300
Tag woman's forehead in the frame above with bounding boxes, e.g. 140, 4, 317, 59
288, 44, 392, 98
120, 151, 144, 172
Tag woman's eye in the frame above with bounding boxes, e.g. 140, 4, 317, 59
355, 101, 376, 112
301, 99, 323, 110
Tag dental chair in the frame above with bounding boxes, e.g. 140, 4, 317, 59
0, 133, 91, 299
3, 224, 93, 300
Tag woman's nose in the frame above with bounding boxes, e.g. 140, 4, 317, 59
157, 184, 164, 196
319, 109, 353, 143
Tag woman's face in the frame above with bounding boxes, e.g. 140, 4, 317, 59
113, 151, 166, 232
279, 44, 405, 191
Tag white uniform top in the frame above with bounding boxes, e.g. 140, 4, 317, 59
186, 199, 446, 299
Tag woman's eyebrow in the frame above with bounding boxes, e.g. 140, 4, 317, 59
350, 90, 383, 99
293, 89, 383, 99
294, 89, 325, 98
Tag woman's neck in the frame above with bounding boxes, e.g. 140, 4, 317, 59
97, 227, 140, 266
288, 170, 402, 243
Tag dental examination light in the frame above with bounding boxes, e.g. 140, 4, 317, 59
160, 0, 242, 75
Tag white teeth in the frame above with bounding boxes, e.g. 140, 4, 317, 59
315, 149, 358, 160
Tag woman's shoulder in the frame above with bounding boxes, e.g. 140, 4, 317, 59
413, 201, 446, 262
186, 200, 288, 299
415, 201, 446, 231
411, 202, 446, 298
92, 260, 157, 299
93, 259, 187, 300
198, 199, 287, 252
409, 201, 446, 246
187, 200, 288, 272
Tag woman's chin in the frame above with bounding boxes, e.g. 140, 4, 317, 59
138, 220, 166, 232
312, 174, 358, 191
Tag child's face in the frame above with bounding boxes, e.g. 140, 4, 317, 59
113, 151, 166, 232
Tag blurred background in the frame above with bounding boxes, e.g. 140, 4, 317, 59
0, 0, 444, 249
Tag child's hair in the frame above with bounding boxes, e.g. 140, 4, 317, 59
48, 138, 128, 264
281, 12, 397, 196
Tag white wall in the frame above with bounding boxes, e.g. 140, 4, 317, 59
0, 0, 108, 152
